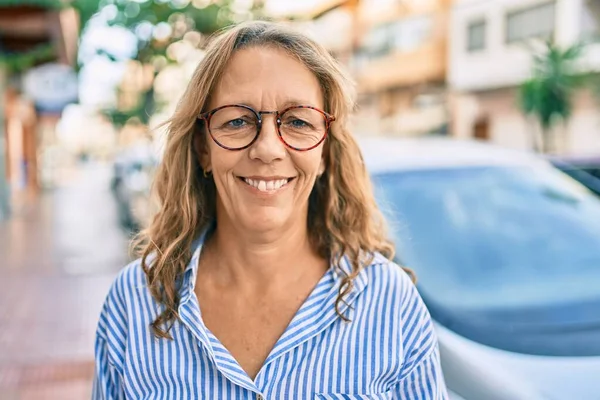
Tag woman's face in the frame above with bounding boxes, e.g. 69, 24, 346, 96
197, 46, 327, 234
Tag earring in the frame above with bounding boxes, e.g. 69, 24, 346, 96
203, 169, 211, 178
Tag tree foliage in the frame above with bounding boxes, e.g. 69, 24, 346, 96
72, 0, 102, 33
103, 1, 253, 59
518, 41, 586, 152
82, 0, 264, 127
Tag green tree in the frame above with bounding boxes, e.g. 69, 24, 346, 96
518, 41, 586, 153
80, 0, 265, 127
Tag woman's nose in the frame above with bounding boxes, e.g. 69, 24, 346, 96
248, 113, 287, 163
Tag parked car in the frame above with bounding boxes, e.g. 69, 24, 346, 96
548, 155, 600, 179
547, 155, 600, 196
361, 137, 600, 400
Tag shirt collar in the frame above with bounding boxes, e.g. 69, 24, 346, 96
179, 225, 211, 307
331, 252, 377, 296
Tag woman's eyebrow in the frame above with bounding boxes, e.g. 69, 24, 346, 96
279, 99, 319, 109
211, 98, 320, 110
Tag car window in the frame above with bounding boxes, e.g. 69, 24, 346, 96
372, 166, 600, 356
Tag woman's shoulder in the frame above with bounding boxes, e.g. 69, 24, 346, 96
362, 252, 417, 298
362, 253, 439, 374
359, 252, 433, 332
99, 258, 151, 322
95, 259, 150, 373
109, 258, 149, 299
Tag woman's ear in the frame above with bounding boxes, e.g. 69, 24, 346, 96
319, 137, 331, 176
318, 159, 326, 176
193, 125, 211, 172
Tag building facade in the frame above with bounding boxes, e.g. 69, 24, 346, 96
287, 0, 454, 137
449, 0, 600, 153
350, 0, 453, 136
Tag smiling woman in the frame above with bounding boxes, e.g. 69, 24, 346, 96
92, 21, 448, 399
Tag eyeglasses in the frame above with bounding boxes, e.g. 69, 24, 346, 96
198, 104, 335, 151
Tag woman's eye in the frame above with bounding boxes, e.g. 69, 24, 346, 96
228, 118, 246, 127
289, 119, 309, 128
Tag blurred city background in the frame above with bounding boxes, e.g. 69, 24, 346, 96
1, 0, 600, 398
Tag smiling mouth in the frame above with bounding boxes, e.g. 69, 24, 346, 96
238, 177, 294, 192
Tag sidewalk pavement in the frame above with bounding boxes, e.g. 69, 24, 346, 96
0, 162, 132, 399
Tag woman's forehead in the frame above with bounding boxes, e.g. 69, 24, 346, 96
209, 46, 324, 109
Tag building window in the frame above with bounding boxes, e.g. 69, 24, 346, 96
361, 15, 433, 60
467, 20, 486, 52
362, 22, 395, 59
506, 2, 555, 44
392, 15, 433, 53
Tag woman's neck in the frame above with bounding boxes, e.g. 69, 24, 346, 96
200, 217, 326, 292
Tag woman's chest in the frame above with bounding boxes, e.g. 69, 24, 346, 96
199, 294, 305, 379
122, 316, 403, 399
193, 268, 325, 380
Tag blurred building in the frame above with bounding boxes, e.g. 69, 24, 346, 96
290, 0, 455, 137
278, 0, 359, 63
351, 0, 454, 136
449, 0, 600, 153
0, 2, 79, 217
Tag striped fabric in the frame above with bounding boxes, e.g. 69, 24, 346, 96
93, 238, 448, 399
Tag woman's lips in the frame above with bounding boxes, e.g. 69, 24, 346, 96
238, 176, 295, 192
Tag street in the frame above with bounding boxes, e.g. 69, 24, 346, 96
0, 162, 131, 399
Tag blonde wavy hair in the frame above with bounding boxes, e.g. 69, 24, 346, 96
135, 21, 406, 339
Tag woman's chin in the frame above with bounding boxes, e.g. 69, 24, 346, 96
240, 211, 291, 234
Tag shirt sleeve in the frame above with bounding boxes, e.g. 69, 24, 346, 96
394, 271, 449, 400
92, 335, 125, 400
395, 346, 448, 400
92, 266, 131, 400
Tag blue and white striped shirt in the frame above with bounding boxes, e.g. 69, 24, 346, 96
93, 239, 448, 399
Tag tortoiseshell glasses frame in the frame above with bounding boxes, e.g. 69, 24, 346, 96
197, 104, 336, 151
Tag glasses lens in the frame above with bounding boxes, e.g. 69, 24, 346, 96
209, 106, 258, 149
280, 107, 327, 150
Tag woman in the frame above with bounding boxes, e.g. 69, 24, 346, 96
93, 21, 448, 399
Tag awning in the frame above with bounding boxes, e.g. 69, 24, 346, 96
0, 1, 79, 72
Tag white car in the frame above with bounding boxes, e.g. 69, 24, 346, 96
361, 137, 600, 400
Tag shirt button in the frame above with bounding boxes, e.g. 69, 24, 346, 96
257, 395, 264, 400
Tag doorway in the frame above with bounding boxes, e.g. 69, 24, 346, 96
473, 116, 490, 141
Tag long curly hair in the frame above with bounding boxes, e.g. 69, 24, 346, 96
134, 21, 403, 339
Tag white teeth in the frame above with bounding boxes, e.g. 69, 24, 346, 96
243, 178, 289, 192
